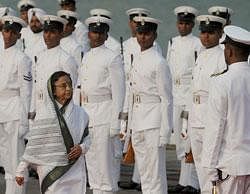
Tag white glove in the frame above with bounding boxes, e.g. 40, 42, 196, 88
158, 136, 167, 147
119, 120, 127, 141
180, 118, 188, 140
207, 168, 219, 182
110, 128, 119, 138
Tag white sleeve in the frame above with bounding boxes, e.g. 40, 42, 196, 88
63, 56, 78, 87
109, 54, 126, 134
201, 78, 227, 169
16, 161, 29, 177
18, 55, 32, 137
157, 59, 173, 144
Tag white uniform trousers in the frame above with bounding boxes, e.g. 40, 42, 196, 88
132, 128, 168, 194
173, 105, 199, 189
217, 175, 250, 194
0, 120, 26, 194
86, 124, 118, 193
132, 160, 140, 183
190, 127, 212, 194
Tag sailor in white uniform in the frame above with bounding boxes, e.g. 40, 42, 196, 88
208, 6, 233, 48
202, 25, 250, 194
29, 15, 78, 121
17, 0, 36, 52
0, 7, 17, 51
90, 8, 121, 54
0, 15, 32, 194
189, 15, 227, 194
128, 16, 173, 194
58, 0, 89, 53
76, 15, 125, 194
25, 8, 47, 64
166, 6, 201, 193
58, 10, 83, 67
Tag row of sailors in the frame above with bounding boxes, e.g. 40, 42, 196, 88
0, 0, 250, 194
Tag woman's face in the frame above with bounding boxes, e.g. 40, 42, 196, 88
53, 75, 73, 105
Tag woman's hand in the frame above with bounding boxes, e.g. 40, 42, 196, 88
15, 176, 24, 186
68, 145, 82, 160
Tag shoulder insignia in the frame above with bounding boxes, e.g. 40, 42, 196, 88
210, 67, 228, 77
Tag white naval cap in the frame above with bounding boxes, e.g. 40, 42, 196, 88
85, 16, 112, 33
1, 15, 27, 31
27, 8, 46, 24
42, 15, 68, 31
17, 0, 36, 11
133, 16, 161, 32
57, 10, 78, 20
197, 15, 226, 32
221, 25, 250, 48
90, 8, 112, 19
126, 8, 151, 19
208, 6, 233, 20
0, 7, 17, 18
174, 6, 198, 19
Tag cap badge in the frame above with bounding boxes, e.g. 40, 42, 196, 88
184, 11, 188, 15
216, 10, 220, 16
205, 17, 210, 25
141, 18, 145, 25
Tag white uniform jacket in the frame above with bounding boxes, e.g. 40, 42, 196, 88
73, 20, 89, 53
105, 34, 121, 54
128, 46, 173, 143
202, 62, 250, 176
31, 45, 78, 119
78, 44, 125, 132
166, 33, 202, 107
122, 37, 162, 112
0, 45, 32, 134
60, 34, 83, 68
24, 31, 46, 64
190, 45, 227, 128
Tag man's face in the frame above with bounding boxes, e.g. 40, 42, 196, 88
43, 29, 62, 49
20, 10, 28, 24
62, 23, 75, 37
199, 30, 222, 49
60, 3, 76, 11
177, 20, 193, 36
136, 31, 156, 51
88, 31, 107, 48
2, 28, 21, 49
30, 15, 43, 33
129, 20, 137, 37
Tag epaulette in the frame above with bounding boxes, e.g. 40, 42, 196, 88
210, 67, 228, 77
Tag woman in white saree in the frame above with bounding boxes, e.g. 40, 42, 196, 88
15, 71, 90, 194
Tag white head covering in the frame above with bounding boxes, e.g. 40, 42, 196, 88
0, 7, 17, 18
1, 15, 27, 27
90, 8, 112, 19
223, 25, 250, 45
17, 0, 36, 10
27, 8, 46, 24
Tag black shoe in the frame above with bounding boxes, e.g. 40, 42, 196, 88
168, 184, 185, 193
119, 181, 139, 190
180, 185, 200, 194
29, 168, 38, 179
0, 167, 5, 175
135, 183, 141, 191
